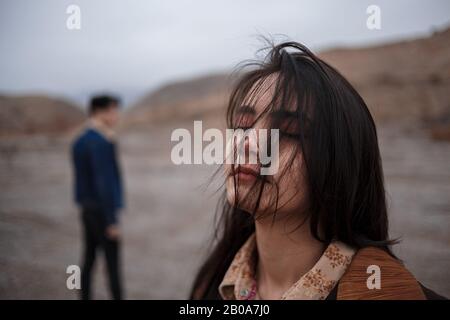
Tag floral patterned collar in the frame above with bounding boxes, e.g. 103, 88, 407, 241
219, 233, 356, 300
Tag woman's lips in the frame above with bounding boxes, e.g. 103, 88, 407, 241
234, 165, 259, 183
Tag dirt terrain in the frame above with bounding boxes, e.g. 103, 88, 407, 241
0, 28, 449, 299
0, 122, 449, 299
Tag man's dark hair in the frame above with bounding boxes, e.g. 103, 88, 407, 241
89, 95, 121, 115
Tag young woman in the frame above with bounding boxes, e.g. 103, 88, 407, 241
190, 42, 444, 300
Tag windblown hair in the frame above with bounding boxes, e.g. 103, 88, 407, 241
89, 94, 121, 115
190, 41, 395, 299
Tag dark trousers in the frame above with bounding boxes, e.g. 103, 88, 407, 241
80, 206, 122, 300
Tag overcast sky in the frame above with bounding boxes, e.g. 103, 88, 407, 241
1, 0, 449, 107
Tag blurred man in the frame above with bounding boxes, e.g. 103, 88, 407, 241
71, 95, 124, 300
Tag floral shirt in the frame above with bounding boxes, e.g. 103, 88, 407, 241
219, 233, 356, 300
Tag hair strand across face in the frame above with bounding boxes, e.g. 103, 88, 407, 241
190, 40, 396, 300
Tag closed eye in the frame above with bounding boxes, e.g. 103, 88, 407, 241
234, 126, 253, 131
280, 131, 301, 139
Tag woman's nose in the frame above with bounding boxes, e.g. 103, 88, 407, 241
240, 129, 259, 164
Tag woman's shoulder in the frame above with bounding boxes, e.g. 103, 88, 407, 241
336, 246, 446, 300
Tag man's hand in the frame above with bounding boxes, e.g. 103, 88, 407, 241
105, 224, 120, 240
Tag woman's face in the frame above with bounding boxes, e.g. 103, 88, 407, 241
225, 76, 310, 219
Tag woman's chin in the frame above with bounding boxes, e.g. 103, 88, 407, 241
226, 177, 271, 213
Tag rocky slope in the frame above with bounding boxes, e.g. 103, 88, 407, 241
0, 95, 84, 136
124, 28, 450, 139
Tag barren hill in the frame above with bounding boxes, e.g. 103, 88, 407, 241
0, 95, 85, 136
320, 27, 450, 125
124, 28, 450, 138
126, 74, 233, 128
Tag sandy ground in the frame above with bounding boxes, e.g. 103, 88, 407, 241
0, 124, 449, 299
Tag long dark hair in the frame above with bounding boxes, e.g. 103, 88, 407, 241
190, 41, 395, 299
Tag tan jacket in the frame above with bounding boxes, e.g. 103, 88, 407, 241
218, 233, 444, 300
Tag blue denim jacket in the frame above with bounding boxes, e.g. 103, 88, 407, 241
71, 128, 124, 225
